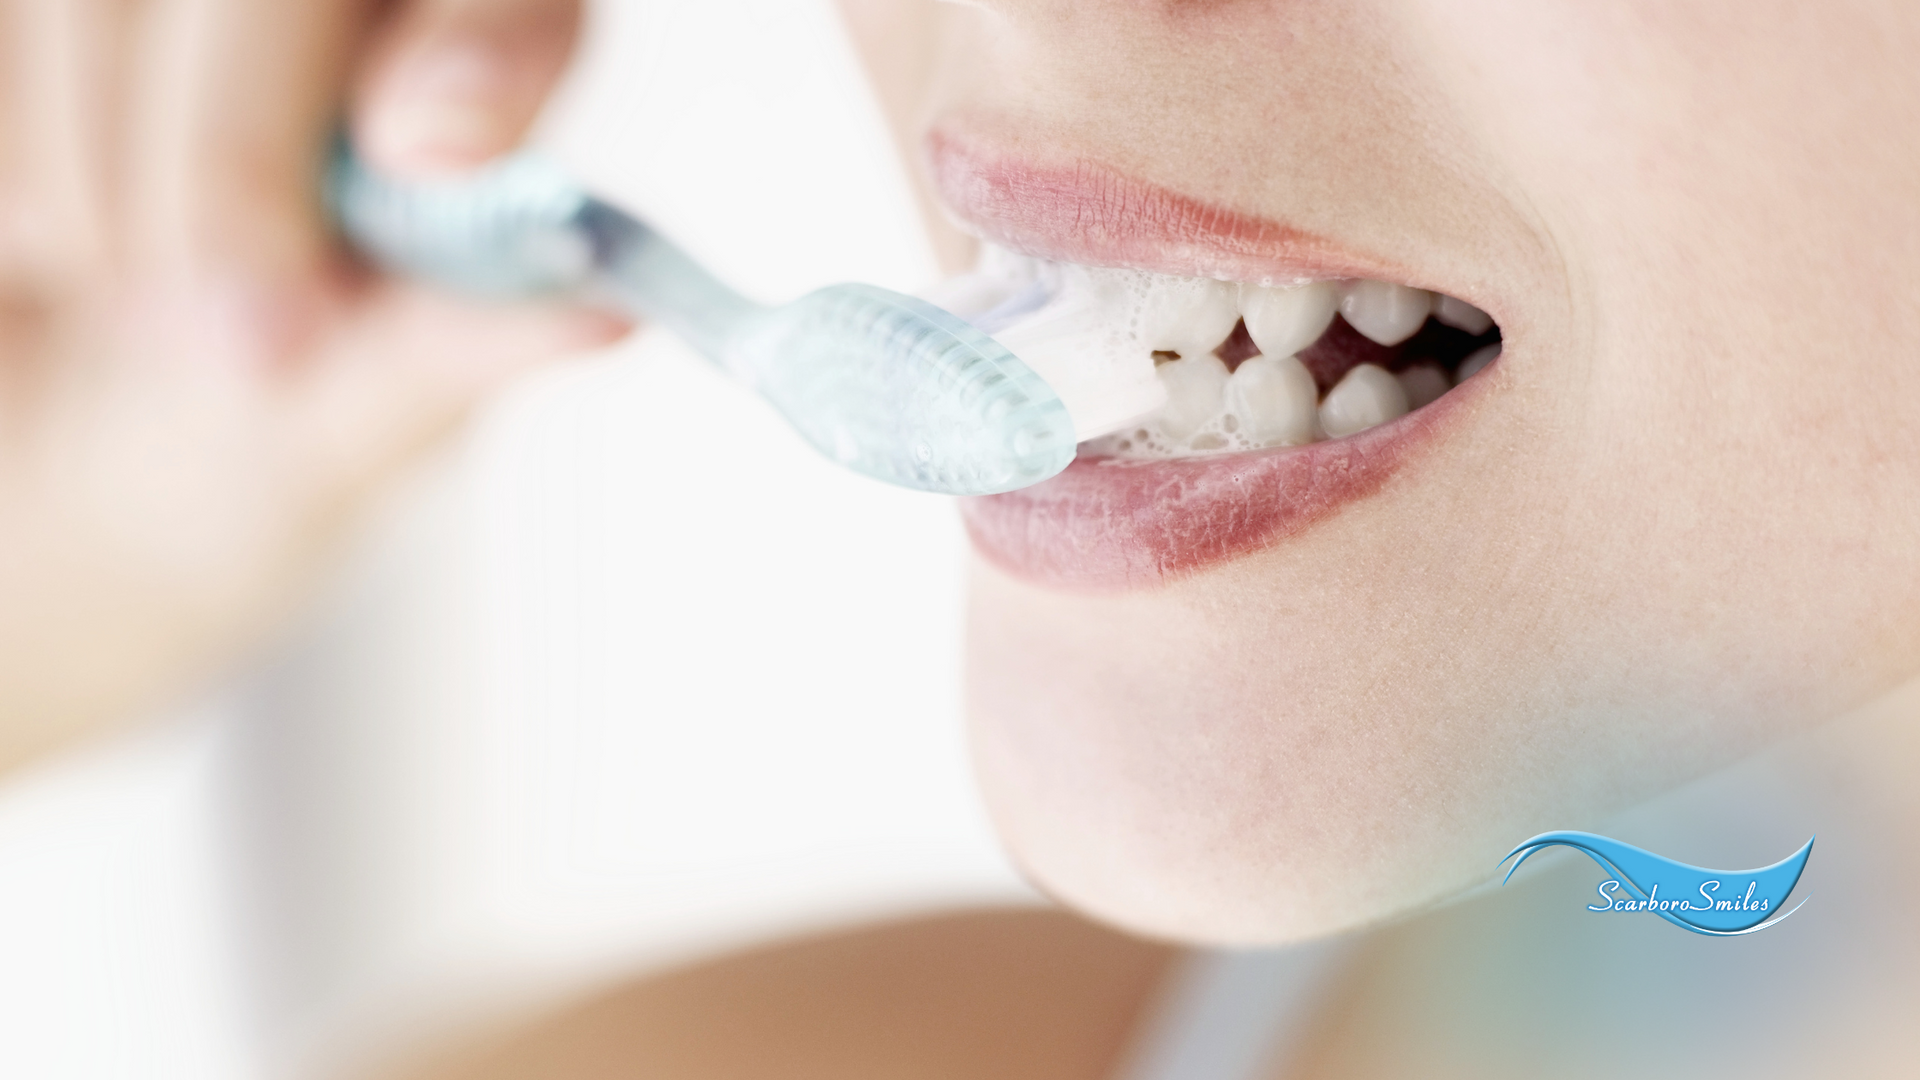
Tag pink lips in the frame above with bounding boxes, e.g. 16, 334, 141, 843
933, 129, 1484, 591
961, 394, 1469, 591
927, 129, 1409, 285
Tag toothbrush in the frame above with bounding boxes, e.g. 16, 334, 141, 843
325, 144, 1077, 496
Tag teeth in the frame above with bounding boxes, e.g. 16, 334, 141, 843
933, 244, 1502, 459
1396, 365, 1451, 411
1339, 280, 1432, 346
1319, 363, 1409, 438
1432, 294, 1494, 335
1140, 277, 1241, 359
1240, 281, 1338, 361
1454, 343, 1500, 384
1154, 355, 1231, 440
1223, 354, 1318, 447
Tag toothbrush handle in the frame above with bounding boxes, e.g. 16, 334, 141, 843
573, 200, 764, 368
327, 136, 762, 365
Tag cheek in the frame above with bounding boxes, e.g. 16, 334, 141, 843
1413, 0, 1920, 357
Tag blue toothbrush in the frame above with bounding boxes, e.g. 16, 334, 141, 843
325, 145, 1076, 496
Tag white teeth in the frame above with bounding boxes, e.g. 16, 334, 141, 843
1153, 355, 1231, 440
1140, 276, 1241, 359
1240, 281, 1338, 363
1319, 363, 1409, 438
933, 244, 1505, 458
1223, 354, 1318, 447
1339, 279, 1432, 346
1432, 294, 1494, 335
1454, 343, 1500, 384
1396, 365, 1451, 411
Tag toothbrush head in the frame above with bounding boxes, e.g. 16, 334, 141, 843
739, 285, 1077, 496
326, 142, 593, 295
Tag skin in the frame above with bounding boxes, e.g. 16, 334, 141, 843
836, 0, 1920, 943
0, 0, 621, 771
384, 910, 1174, 1080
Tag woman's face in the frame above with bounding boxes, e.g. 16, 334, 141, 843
843, 0, 1920, 943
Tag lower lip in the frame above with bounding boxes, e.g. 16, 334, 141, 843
959, 375, 1485, 591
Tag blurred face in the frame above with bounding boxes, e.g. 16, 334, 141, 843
843, 0, 1920, 943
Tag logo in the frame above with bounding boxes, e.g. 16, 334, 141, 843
1500, 831, 1814, 936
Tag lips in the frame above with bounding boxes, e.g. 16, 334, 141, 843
960, 382, 1477, 590
933, 129, 1494, 591
927, 129, 1411, 286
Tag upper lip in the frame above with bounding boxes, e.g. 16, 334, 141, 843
930, 125, 1496, 591
927, 126, 1424, 289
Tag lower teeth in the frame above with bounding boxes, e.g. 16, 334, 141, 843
929, 247, 1501, 459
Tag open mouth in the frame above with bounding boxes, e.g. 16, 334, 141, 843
930, 134, 1504, 591
935, 248, 1501, 456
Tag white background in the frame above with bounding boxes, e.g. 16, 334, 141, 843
0, 2, 1032, 1077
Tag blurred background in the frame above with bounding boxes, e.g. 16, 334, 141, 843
0, 1, 1036, 1075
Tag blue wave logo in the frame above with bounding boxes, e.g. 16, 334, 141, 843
1500, 831, 1814, 936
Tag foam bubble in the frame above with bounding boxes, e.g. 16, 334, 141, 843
1082, 400, 1309, 460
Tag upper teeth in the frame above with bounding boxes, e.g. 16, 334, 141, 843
1433, 293, 1496, 335
1338, 279, 1433, 346
1141, 276, 1241, 358
926, 247, 1496, 456
1242, 281, 1338, 362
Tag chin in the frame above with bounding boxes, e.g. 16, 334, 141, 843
961, 531, 1904, 945
962, 554, 1497, 944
